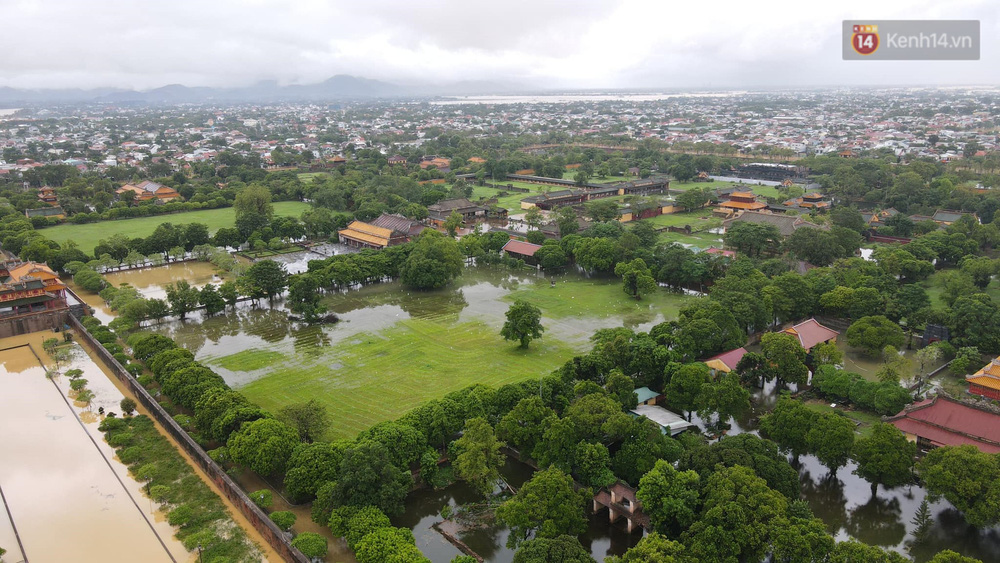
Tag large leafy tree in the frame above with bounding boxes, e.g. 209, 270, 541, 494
240, 259, 289, 303
277, 399, 330, 443
636, 460, 701, 536
332, 440, 412, 516
604, 532, 688, 563
165, 280, 200, 319
665, 362, 709, 421
400, 231, 464, 289
227, 418, 299, 477
353, 527, 429, 563
917, 445, 1000, 527
806, 412, 856, 476
679, 433, 799, 499
453, 417, 505, 497
697, 372, 750, 426
496, 467, 589, 549
614, 258, 657, 300
497, 396, 557, 456
723, 222, 781, 257
512, 535, 596, 563
573, 441, 616, 488
852, 422, 916, 495
758, 397, 816, 463
501, 300, 545, 348
846, 315, 905, 357
283, 440, 349, 502
288, 273, 327, 322
682, 465, 788, 563
760, 332, 809, 386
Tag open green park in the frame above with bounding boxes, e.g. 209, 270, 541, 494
146, 267, 692, 441
37, 201, 311, 254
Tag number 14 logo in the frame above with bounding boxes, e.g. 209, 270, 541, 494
852, 24, 880, 55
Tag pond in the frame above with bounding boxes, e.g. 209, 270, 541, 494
394, 459, 642, 563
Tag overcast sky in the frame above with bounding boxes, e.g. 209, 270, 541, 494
1, 0, 997, 91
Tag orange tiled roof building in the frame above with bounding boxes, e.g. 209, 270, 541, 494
0, 260, 67, 315
116, 180, 181, 202
718, 192, 768, 213
968, 358, 1000, 401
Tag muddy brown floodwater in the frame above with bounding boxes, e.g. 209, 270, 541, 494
103, 261, 228, 301
0, 332, 189, 562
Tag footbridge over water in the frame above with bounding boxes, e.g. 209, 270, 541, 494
592, 482, 649, 533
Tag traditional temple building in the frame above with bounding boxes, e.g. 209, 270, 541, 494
782, 318, 839, 351
716, 191, 768, 215
967, 357, 1000, 400
337, 213, 425, 250
426, 198, 488, 227
0, 260, 68, 316
887, 395, 1000, 453
783, 192, 831, 210
116, 180, 181, 202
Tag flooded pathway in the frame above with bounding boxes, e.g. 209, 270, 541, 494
0, 332, 188, 562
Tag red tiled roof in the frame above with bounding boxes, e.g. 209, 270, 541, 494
783, 318, 839, 350
887, 395, 1000, 453
705, 247, 736, 258
708, 347, 748, 371
502, 239, 542, 257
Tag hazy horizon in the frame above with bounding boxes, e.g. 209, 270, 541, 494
0, 0, 997, 91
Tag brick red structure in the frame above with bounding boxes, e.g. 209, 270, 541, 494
886, 395, 1000, 453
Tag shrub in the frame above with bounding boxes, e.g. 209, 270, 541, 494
291, 532, 328, 559
250, 490, 273, 510
149, 485, 171, 502
119, 446, 144, 464
167, 504, 195, 527
98, 416, 128, 433
107, 432, 134, 448
269, 510, 296, 531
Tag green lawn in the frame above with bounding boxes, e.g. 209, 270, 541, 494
504, 277, 693, 322
643, 211, 718, 228
922, 270, 1000, 310
38, 201, 312, 255
802, 400, 882, 437
238, 319, 577, 440
297, 172, 331, 182
215, 350, 285, 372
670, 179, 785, 199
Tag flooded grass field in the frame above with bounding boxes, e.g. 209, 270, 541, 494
143, 266, 692, 440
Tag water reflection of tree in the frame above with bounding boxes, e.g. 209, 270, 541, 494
239, 309, 293, 343
908, 507, 1000, 563
800, 471, 849, 534
846, 494, 906, 547
199, 313, 245, 344
292, 325, 330, 356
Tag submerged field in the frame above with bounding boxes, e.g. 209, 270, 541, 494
143, 267, 692, 440
39, 201, 311, 254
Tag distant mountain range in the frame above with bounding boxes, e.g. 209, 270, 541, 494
0, 75, 527, 105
